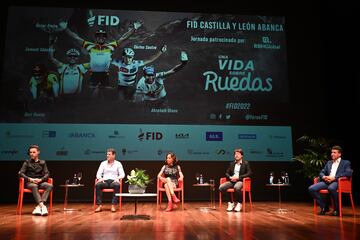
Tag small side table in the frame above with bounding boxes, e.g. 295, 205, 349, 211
115, 193, 157, 220
59, 184, 84, 211
192, 182, 216, 211
265, 183, 292, 213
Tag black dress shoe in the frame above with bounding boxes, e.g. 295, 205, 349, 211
331, 210, 339, 216
318, 209, 326, 215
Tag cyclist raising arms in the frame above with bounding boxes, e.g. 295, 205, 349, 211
112, 45, 167, 101
59, 20, 142, 93
49, 36, 89, 96
134, 51, 188, 107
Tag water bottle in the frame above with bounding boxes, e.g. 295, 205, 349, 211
72, 174, 78, 185
269, 172, 274, 184
285, 172, 289, 184
199, 174, 204, 184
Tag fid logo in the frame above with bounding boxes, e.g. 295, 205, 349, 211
88, 15, 120, 27
138, 129, 163, 141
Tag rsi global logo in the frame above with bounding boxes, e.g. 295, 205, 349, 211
138, 129, 163, 141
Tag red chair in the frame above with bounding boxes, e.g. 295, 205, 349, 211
93, 179, 123, 210
17, 177, 53, 215
219, 177, 252, 211
313, 177, 355, 217
157, 178, 184, 210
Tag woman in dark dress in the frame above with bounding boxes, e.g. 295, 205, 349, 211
157, 152, 184, 211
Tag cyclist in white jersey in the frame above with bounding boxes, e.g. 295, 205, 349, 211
134, 51, 188, 106
49, 38, 90, 95
112, 45, 167, 101
59, 21, 142, 89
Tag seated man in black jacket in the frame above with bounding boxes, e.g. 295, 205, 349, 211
219, 148, 252, 212
18, 145, 53, 216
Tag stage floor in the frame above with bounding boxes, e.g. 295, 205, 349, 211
1, 202, 359, 240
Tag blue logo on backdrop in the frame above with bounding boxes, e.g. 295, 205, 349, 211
1, 149, 19, 155
5, 130, 33, 138
42, 130, 56, 138
206, 132, 223, 141
187, 149, 210, 155
84, 149, 105, 155
238, 134, 256, 139
269, 134, 286, 139
121, 148, 139, 156
266, 148, 284, 158
215, 149, 229, 155
56, 147, 68, 156
108, 130, 125, 139
157, 149, 173, 156
68, 132, 95, 138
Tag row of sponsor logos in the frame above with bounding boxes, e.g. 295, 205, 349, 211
4, 130, 287, 142
1, 147, 285, 158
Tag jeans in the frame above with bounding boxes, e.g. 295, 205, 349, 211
219, 181, 243, 203
95, 179, 120, 205
309, 181, 339, 210
26, 182, 53, 204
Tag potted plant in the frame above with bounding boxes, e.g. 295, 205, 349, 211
292, 135, 331, 180
126, 168, 150, 194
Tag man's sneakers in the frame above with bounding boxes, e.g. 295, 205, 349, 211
32, 205, 48, 216
226, 202, 242, 212
226, 202, 234, 211
318, 206, 330, 215
234, 202, 242, 212
41, 205, 48, 216
331, 210, 339, 216
32, 205, 42, 216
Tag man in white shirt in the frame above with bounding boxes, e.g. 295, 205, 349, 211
95, 148, 125, 213
309, 145, 352, 216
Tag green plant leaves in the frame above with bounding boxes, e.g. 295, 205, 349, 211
125, 168, 150, 187
292, 135, 330, 180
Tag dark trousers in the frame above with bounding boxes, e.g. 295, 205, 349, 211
95, 179, 120, 205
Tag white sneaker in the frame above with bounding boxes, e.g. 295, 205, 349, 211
226, 202, 234, 212
32, 205, 42, 215
234, 202, 242, 212
41, 205, 48, 216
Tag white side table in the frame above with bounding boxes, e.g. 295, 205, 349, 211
115, 193, 157, 220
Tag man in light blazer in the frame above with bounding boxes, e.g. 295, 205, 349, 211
309, 145, 352, 216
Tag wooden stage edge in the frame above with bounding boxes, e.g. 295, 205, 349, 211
1, 202, 359, 240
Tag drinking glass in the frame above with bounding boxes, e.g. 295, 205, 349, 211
280, 171, 285, 184
195, 173, 200, 184
77, 172, 82, 184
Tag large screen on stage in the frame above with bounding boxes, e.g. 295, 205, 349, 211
0, 6, 292, 161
